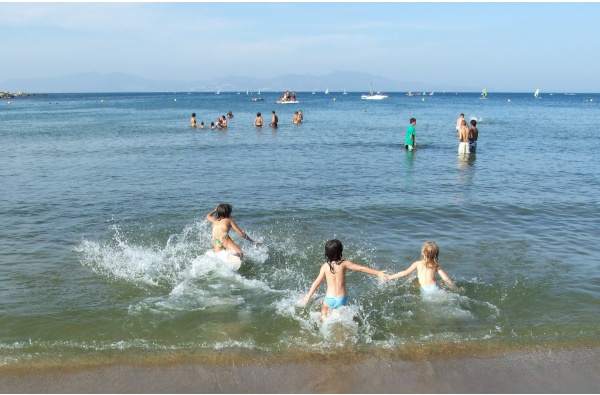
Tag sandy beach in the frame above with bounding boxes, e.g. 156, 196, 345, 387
1, 347, 598, 393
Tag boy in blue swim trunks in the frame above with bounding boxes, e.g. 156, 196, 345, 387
387, 241, 457, 293
301, 239, 387, 320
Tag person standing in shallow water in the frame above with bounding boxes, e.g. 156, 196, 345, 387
190, 113, 197, 128
456, 113, 465, 132
458, 119, 470, 154
405, 118, 417, 150
269, 110, 278, 128
254, 112, 263, 127
469, 119, 479, 153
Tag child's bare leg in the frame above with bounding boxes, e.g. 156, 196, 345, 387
321, 301, 329, 321
224, 239, 244, 257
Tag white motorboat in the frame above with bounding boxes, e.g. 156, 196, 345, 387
361, 83, 388, 100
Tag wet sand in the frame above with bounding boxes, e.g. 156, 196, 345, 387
1, 347, 599, 393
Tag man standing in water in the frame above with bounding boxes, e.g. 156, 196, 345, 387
269, 110, 278, 128
456, 113, 465, 132
405, 118, 417, 150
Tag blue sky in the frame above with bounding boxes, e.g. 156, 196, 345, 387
1, 2, 599, 92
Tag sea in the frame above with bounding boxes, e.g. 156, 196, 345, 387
1, 90, 599, 368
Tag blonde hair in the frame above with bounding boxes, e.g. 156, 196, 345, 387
421, 241, 440, 270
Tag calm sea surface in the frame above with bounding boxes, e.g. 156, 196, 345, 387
1, 91, 599, 367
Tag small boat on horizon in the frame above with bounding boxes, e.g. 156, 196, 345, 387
534, 88, 541, 99
481, 88, 488, 99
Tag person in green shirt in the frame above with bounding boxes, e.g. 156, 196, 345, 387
405, 118, 417, 150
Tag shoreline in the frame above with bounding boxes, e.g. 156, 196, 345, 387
1, 346, 599, 393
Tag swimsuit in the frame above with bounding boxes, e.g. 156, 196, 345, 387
420, 284, 440, 294
213, 234, 230, 248
324, 296, 348, 309
458, 142, 470, 154
468, 140, 477, 153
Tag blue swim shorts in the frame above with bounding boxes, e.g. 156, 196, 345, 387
324, 296, 348, 309
420, 284, 440, 294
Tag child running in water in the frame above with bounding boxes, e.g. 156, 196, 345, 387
206, 204, 261, 258
301, 239, 387, 320
387, 241, 457, 293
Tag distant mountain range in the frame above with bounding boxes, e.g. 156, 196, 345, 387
1, 71, 477, 93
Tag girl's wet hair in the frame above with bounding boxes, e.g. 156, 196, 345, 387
325, 239, 343, 273
421, 241, 440, 270
470, 119, 477, 126
215, 203, 232, 219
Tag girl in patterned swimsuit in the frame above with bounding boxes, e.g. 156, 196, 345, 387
387, 241, 457, 294
206, 204, 261, 258
301, 239, 387, 320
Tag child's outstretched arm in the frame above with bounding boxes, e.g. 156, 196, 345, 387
300, 266, 326, 306
387, 261, 418, 281
230, 219, 262, 246
344, 261, 387, 282
437, 267, 458, 292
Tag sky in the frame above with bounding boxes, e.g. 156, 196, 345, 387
1, 2, 599, 92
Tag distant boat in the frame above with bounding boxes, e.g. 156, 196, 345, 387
534, 89, 541, 99
325, 88, 329, 94
252, 97, 264, 102
481, 88, 487, 99
407, 92, 414, 96
361, 83, 388, 100
216, 89, 220, 95
429, 92, 434, 96
343, 89, 348, 95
